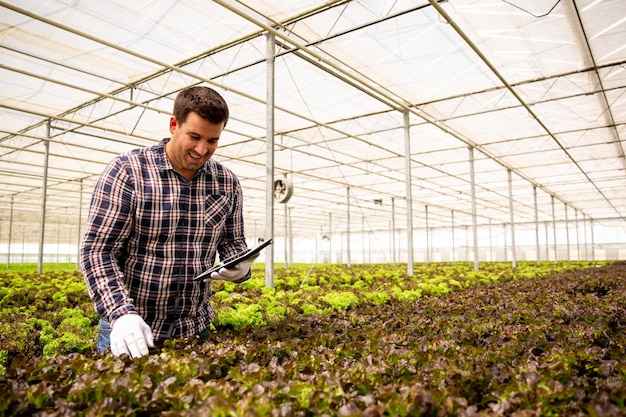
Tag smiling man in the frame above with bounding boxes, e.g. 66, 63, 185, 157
80, 86, 256, 358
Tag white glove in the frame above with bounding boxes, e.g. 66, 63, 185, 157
110, 314, 154, 358
209, 252, 259, 283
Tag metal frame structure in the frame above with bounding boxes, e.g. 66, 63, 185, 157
1, 0, 625, 272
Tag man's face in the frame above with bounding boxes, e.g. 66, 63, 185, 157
166, 111, 224, 180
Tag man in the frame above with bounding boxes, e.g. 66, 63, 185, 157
80, 86, 256, 358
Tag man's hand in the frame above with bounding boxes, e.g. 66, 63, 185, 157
110, 314, 154, 358
208, 252, 259, 283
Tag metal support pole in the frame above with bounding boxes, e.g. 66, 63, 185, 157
346, 186, 351, 267
38, 124, 51, 274
489, 219, 493, 262
317, 225, 322, 264
403, 111, 414, 276
533, 186, 540, 265
76, 178, 83, 268
391, 197, 396, 265
503, 223, 508, 262
590, 220, 595, 261
7, 196, 13, 268
288, 206, 293, 266
56, 222, 60, 263
362, 216, 365, 264
507, 169, 516, 268
265, 31, 275, 287
21, 228, 25, 263
574, 210, 580, 261
425, 205, 430, 264
366, 218, 371, 263
451, 210, 455, 262
551, 195, 557, 263
67, 227, 72, 263
283, 203, 288, 270
582, 214, 589, 260
544, 222, 550, 261
465, 225, 470, 262
564, 203, 570, 261
329, 212, 332, 264
468, 147, 479, 270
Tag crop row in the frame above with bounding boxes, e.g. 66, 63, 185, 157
1, 260, 625, 416
0, 261, 599, 363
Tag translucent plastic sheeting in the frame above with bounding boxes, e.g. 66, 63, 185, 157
0, 0, 624, 256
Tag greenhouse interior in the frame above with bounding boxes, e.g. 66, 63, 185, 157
1, 0, 625, 272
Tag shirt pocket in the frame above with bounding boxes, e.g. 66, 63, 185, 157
204, 194, 232, 229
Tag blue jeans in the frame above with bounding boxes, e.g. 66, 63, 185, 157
97, 318, 211, 353
97, 318, 112, 353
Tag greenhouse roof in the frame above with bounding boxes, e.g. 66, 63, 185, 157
1, 0, 625, 243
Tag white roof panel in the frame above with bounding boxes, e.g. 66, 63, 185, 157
0, 0, 624, 244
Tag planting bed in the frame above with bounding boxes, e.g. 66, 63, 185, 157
1, 261, 625, 416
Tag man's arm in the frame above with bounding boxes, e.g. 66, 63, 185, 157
214, 175, 252, 282
79, 158, 137, 322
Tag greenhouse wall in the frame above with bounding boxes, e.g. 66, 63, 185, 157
1, 222, 624, 266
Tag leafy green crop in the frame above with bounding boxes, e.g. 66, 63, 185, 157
1, 260, 623, 416
0, 349, 6, 375
215, 303, 266, 330
320, 291, 360, 311
364, 290, 391, 305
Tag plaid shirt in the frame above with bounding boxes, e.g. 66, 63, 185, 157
80, 138, 249, 340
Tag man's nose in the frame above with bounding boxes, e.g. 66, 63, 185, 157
195, 141, 210, 155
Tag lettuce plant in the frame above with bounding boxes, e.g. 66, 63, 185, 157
1, 260, 621, 416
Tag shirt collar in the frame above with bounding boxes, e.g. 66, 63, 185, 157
156, 137, 209, 177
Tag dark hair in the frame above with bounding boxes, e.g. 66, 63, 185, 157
173, 86, 229, 127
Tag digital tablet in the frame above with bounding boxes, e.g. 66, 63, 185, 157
194, 238, 273, 281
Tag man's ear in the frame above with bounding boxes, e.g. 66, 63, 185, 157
169, 116, 178, 134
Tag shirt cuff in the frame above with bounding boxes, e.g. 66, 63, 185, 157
109, 304, 137, 323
